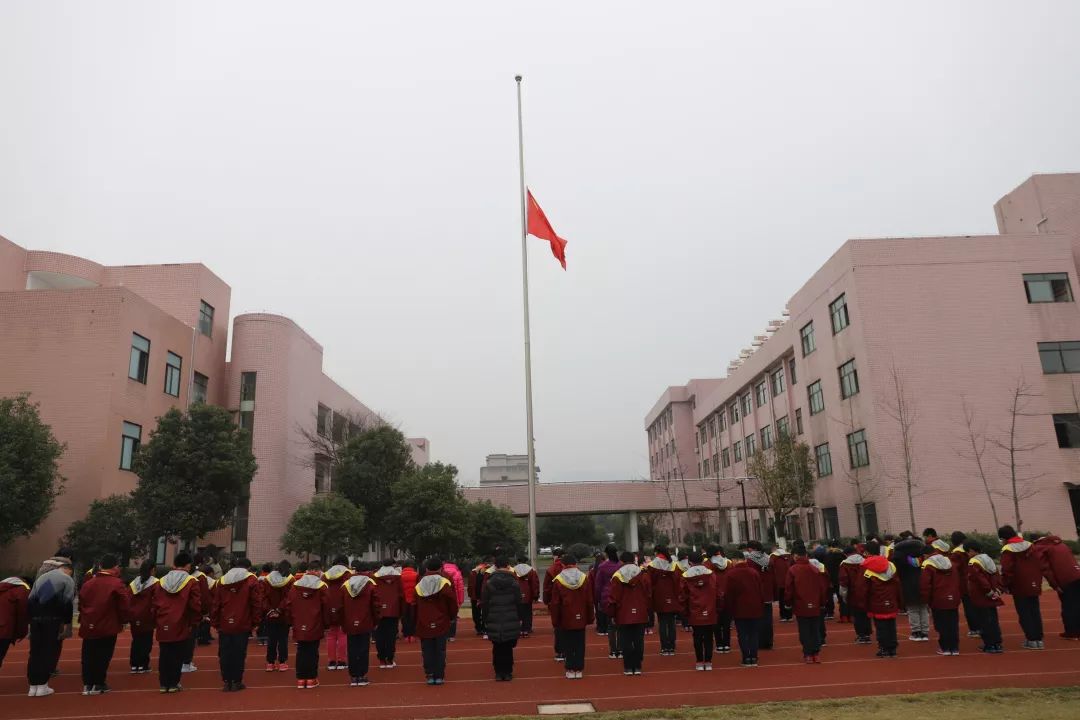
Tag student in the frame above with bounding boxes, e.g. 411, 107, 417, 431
400, 561, 420, 642
592, 545, 620, 659
861, 552, 901, 658
512, 557, 539, 638
838, 547, 871, 644
323, 557, 352, 670
469, 558, 490, 636
126, 561, 159, 676
262, 561, 293, 671
26, 556, 74, 698
442, 561, 465, 641
373, 560, 404, 669
964, 541, 1005, 654
950, 531, 981, 637
192, 554, 214, 648
743, 542, 775, 650
542, 548, 566, 660
998, 526, 1044, 649
211, 558, 262, 692
606, 551, 651, 675
0, 575, 30, 670
704, 546, 733, 654
255, 562, 272, 646
341, 569, 379, 686
808, 557, 830, 648
680, 552, 720, 671
482, 557, 522, 681
550, 554, 593, 679
919, 550, 962, 655
588, 552, 607, 636
645, 546, 680, 656
785, 542, 827, 663
1032, 532, 1080, 640
285, 569, 330, 688
415, 558, 459, 685
725, 554, 764, 667
893, 531, 929, 642
770, 545, 793, 623
153, 553, 202, 693
78, 555, 129, 695
823, 540, 845, 621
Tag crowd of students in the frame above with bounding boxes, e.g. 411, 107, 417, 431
0, 526, 1077, 699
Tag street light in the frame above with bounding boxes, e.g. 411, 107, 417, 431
735, 479, 750, 539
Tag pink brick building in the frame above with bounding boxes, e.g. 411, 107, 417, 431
646, 174, 1080, 543
0, 236, 428, 567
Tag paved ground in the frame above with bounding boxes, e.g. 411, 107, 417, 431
1, 598, 1078, 720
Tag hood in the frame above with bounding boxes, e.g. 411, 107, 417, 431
1034, 535, 1063, 546
374, 566, 401, 578
922, 555, 952, 572
129, 576, 158, 595
842, 554, 865, 565
556, 567, 587, 589
675, 558, 690, 572
266, 571, 293, 588
1002, 539, 1032, 553
514, 563, 534, 578
1, 577, 30, 594
770, 548, 790, 557
324, 565, 351, 581
648, 558, 673, 572
746, 550, 770, 570
809, 559, 826, 573
970, 554, 998, 574
295, 573, 326, 590
614, 564, 642, 584
709, 555, 729, 570
684, 565, 712, 578
930, 539, 951, 553
862, 555, 895, 580
35, 556, 72, 580
221, 568, 254, 586
345, 575, 374, 597
161, 569, 194, 594
416, 574, 450, 597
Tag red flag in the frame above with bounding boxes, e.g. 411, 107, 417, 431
526, 189, 567, 270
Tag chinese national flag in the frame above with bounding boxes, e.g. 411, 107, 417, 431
526, 190, 567, 270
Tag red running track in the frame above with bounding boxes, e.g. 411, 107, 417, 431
1, 601, 1078, 720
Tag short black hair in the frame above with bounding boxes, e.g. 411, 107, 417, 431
865, 541, 880, 556
963, 540, 983, 553
235, 557, 252, 569
381, 559, 395, 567
174, 552, 193, 568
746, 540, 763, 552
922, 528, 938, 538
843, 545, 857, 555
997, 525, 1017, 541
553, 547, 564, 558
307, 560, 322, 571
898, 530, 914, 540
791, 541, 807, 556
562, 554, 578, 566
277, 560, 292, 574
333, 555, 349, 566
425, 557, 443, 572
138, 558, 155, 580
950, 531, 966, 546
295, 561, 308, 573
619, 551, 635, 564
193, 552, 206, 565
494, 556, 510, 569
517, 556, 529, 564
261, 562, 273, 573
99, 554, 118, 570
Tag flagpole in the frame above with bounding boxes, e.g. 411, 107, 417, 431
515, 74, 539, 569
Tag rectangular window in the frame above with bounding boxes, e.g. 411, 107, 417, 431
317, 403, 331, 436
721, 447, 731, 468
730, 403, 740, 424
806, 510, 817, 542
801, 321, 816, 356
822, 507, 839, 539
771, 366, 786, 397
755, 381, 768, 407
700, 427, 707, 446
718, 411, 726, 432
815, 442, 832, 477
788, 358, 797, 385
712, 452, 719, 473
129, 333, 150, 384
702, 458, 710, 476
240, 372, 257, 403
239, 410, 254, 449
776, 415, 790, 438
1024, 273, 1073, 303
795, 408, 804, 435
733, 440, 743, 462
315, 454, 331, 493
741, 393, 752, 416
830, 293, 850, 334
808, 380, 825, 415
164, 351, 182, 397
857, 502, 879, 535
198, 300, 215, 337
192, 372, 208, 404
848, 429, 870, 468
745, 433, 756, 456
761, 424, 773, 450
120, 421, 142, 470
1039, 341, 1080, 373
839, 359, 860, 399
232, 498, 250, 543
1054, 413, 1080, 449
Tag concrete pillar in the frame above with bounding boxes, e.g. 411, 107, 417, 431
625, 510, 640, 552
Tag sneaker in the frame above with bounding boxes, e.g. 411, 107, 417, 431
705, 663, 713, 670
623, 670, 633, 676
695, 663, 705, 671
876, 649, 887, 658
308, 679, 320, 689
83, 686, 93, 696
856, 636, 873, 645
222, 683, 233, 692
803, 655, 813, 664
967, 630, 981, 638
633, 669, 642, 675
181, 663, 197, 673
378, 663, 387, 669
740, 660, 753, 668
936, 649, 949, 655
574, 671, 583, 679
357, 677, 370, 686
608, 652, 618, 659
433, 678, 444, 686
350, 678, 360, 687
565, 671, 575, 679
385, 662, 397, 670
278, 663, 289, 671
1036, 641, 1045, 649
554, 655, 565, 663
1022, 640, 1037, 650
812, 655, 821, 664
426, 678, 437, 686
918, 633, 930, 642
750, 659, 759, 667
267, 663, 276, 672
131, 666, 139, 674
234, 683, 246, 691
159, 687, 168, 694
297, 680, 306, 689
908, 634, 920, 641
1060, 633, 1080, 641
98, 684, 110, 694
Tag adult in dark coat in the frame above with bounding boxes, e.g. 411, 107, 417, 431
892, 534, 929, 641
481, 557, 523, 681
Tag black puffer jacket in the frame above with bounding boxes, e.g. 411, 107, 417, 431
892, 538, 926, 605
481, 569, 522, 643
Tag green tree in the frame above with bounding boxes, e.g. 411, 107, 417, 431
281, 493, 367, 560
469, 500, 527, 558
537, 515, 605, 548
384, 463, 472, 560
131, 404, 257, 545
334, 425, 415, 540
62, 494, 148, 568
0, 394, 65, 547
746, 431, 815, 549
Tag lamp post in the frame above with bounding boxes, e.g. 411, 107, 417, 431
735, 479, 750, 541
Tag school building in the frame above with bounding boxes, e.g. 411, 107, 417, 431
646, 173, 1080, 543
0, 236, 429, 567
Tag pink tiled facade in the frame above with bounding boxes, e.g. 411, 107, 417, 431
0, 236, 427, 568
646, 174, 1080, 542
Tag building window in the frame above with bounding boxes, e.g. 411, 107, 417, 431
822, 506, 839, 539
848, 429, 870, 468
708, 420, 716, 439
745, 433, 756, 456
315, 454, 332, 493
712, 452, 719, 472
317, 403, 331, 436
857, 502, 879, 535
702, 458, 710, 476
788, 358, 797, 385
238, 409, 254, 449
733, 440, 743, 462
730, 403, 740, 424
120, 421, 141, 470
192, 372, 208, 404
771, 367, 786, 397
129, 333, 150, 384
806, 510, 817, 541
164, 351, 182, 397
718, 411, 726, 432
1039, 341, 1080, 373
795, 408, 804, 435
776, 415, 790, 438
801, 321, 816, 356
240, 372, 257, 403
755, 381, 768, 407
1024, 273, 1073, 303
839, 359, 860, 399
1054, 414, 1080, 448
830, 293, 850, 334
808, 380, 825, 415
721, 447, 731, 468
761, 424, 773, 450
232, 497, 250, 543
815, 443, 832, 477
198, 300, 214, 337
741, 393, 752, 416
699, 427, 707, 446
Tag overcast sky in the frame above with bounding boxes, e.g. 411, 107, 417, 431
3, 2, 1080, 484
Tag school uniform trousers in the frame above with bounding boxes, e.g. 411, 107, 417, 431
296, 640, 321, 680
733, 617, 759, 663
491, 638, 516, 676
27, 618, 64, 686
562, 629, 586, 672
265, 623, 289, 664
346, 633, 371, 678
1014, 595, 1043, 642
516, 603, 533, 634
420, 636, 448, 680
931, 608, 960, 652
691, 625, 714, 662
217, 632, 249, 684
657, 612, 677, 652
796, 616, 821, 656
130, 632, 153, 670
617, 623, 645, 671
81, 635, 118, 687
158, 640, 186, 689
759, 602, 774, 649
375, 617, 399, 662
714, 611, 732, 650
873, 617, 898, 651
977, 606, 1003, 647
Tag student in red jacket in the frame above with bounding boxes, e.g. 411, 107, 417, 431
705, 546, 733, 654
262, 561, 293, 671
77, 555, 130, 695
415, 558, 459, 685
549, 554, 594, 679
372, 560, 404, 669
645, 546, 680, 656
212, 558, 263, 692
153, 553, 202, 693
743, 541, 775, 649
725, 556, 764, 667
861, 552, 901, 658
400, 562, 419, 642
513, 557, 540, 638
1033, 534, 1080, 639
919, 553, 962, 655
950, 531, 981, 637
543, 548, 565, 660
785, 543, 827, 663
838, 547, 871, 644
341, 571, 379, 686
0, 575, 30, 670
127, 560, 158, 674
965, 541, 1005, 654
770, 547, 793, 623
322, 557, 352, 671
680, 552, 720, 671
998, 526, 1044, 649
285, 571, 330, 688
606, 551, 651, 675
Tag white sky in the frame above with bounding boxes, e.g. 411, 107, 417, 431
2, 2, 1079, 484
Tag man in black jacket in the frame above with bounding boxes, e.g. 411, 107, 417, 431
893, 532, 929, 641
481, 557, 523, 681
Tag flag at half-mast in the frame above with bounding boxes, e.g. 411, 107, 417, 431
526, 190, 568, 270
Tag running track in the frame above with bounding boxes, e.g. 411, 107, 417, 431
2, 600, 1078, 720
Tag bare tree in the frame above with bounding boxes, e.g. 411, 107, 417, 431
831, 399, 883, 537
989, 376, 1046, 531
956, 397, 1000, 530
878, 364, 919, 531
746, 432, 814, 550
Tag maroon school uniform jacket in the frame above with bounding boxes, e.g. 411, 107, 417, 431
606, 564, 651, 625
153, 570, 202, 643
78, 569, 130, 640
785, 557, 828, 618
285, 574, 330, 642
1000, 538, 1043, 597
514, 564, 540, 604
192, 571, 213, 626
1033, 535, 1080, 590
126, 576, 158, 636
414, 573, 458, 639
262, 572, 293, 625
838, 554, 866, 610
372, 569, 405, 619
549, 567, 594, 630
645, 558, 681, 616
770, 551, 792, 599
861, 556, 901, 619
341, 575, 380, 635
680, 566, 720, 626
322, 565, 352, 628
212, 569, 263, 635
708, 556, 732, 613
542, 559, 564, 605
950, 546, 972, 596
0, 578, 30, 642
724, 561, 765, 619
919, 555, 962, 610
966, 555, 1005, 609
